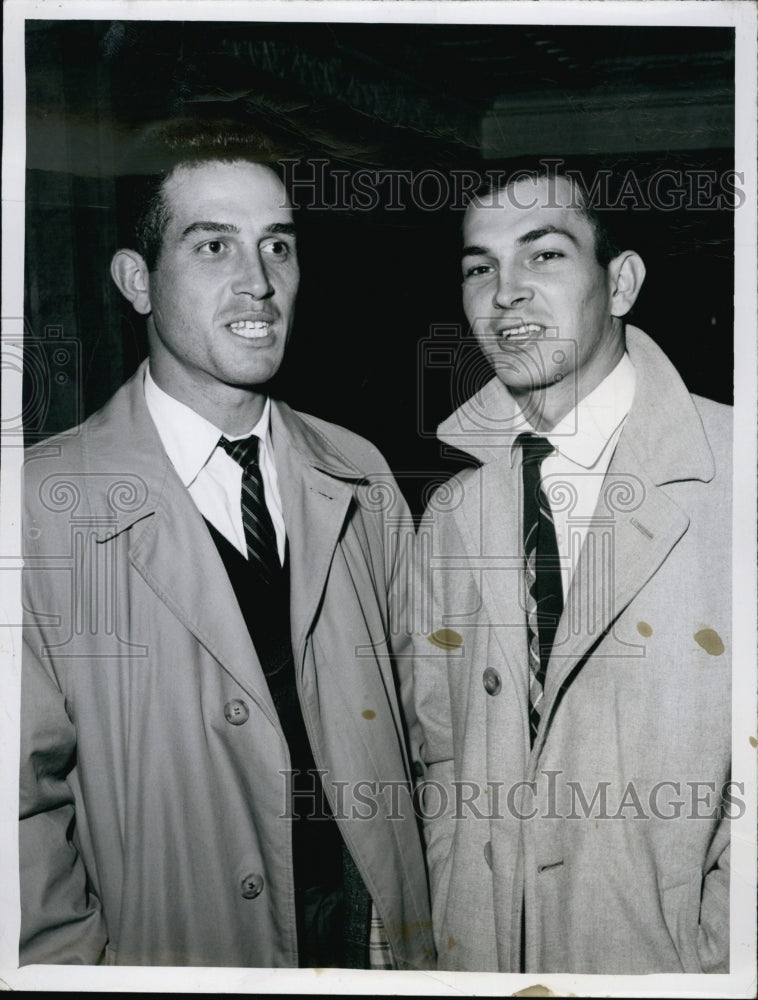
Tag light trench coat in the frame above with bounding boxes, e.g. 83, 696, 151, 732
21, 363, 434, 969
413, 327, 732, 974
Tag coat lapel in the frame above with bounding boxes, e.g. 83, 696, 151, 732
128, 476, 281, 719
476, 458, 532, 718
279, 461, 355, 670
537, 326, 716, 738
437, 326, 718, 753
84, 362, 279, 719
437, 379, 532, 717
541, 440, 690, 711
269, 402, 363, 670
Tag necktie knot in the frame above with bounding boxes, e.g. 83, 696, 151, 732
219, 434, 261, 471
517, 431, 554, 467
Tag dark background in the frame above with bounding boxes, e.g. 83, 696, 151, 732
24, 20, 736, 516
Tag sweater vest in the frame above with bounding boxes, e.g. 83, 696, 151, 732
204, 520, 371, 967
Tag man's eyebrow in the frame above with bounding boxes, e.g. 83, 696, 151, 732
461, 245, 489, 259
179, 221, 297, 241
180, 221, 240, 241
462, 224, 579, 259
517, 225, 578, 247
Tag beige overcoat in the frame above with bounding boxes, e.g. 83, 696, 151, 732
21, 363, 433, 969
413, 327, 732, 973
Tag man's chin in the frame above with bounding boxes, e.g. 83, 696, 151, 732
219, 357, 285, 392
488, 355, 557, 393
222, 373, 280, 393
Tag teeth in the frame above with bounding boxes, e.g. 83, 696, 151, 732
499, 323, 542, 340
229, 320, 269, 339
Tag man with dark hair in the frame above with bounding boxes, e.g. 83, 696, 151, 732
20, 121, 433, 969
413, 166, 731, 972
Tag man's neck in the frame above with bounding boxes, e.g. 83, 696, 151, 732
148, 363, 267, 437
511, 381, 582, 433
512, 342, 626, 433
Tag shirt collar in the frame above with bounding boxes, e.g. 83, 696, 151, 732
509, 352, 636, 469
143, 364, 271, 487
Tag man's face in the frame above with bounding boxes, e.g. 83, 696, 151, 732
462, 175, 626, 419
142, 160, 298, 404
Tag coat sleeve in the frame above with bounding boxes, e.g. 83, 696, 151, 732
697, 819, 730, 973
19, 633, 107, 965
409, 506, 459, 936
385, 499, 425, 781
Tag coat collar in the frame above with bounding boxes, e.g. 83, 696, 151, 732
437, 326, 715, 487
435, 329, 718, 758
77, 361, 366, 538
75, 363, 366, 713
269, 397, 368, 482
76, 361, 172, 539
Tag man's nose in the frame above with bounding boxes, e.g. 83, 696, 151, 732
493, 267, 532, 309
232, 248, 273, 298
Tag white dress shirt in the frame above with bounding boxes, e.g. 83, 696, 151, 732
509, 353, 636, 597
144, 366, 286, 563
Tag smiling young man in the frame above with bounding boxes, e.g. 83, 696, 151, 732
413, 166, 732, 973
20, 123, 433, 970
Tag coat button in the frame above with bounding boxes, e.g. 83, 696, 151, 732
224, 699, 250, 725
482, 668, 502, 696
240, 872, 264, 899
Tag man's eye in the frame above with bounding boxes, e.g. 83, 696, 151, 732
463, 263, 492, 279
532, 250, 563, 263
261, 239, 291, 258
199, 240, 226, 255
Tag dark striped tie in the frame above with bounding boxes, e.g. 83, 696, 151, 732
219, 435, 281, 584
518, 432, 563, 745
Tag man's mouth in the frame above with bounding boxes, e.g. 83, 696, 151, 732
496, 323, 544, 342
227, 319, 272, 339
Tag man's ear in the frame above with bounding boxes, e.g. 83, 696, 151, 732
608, 251, 646, 318
110, 249, 152, 316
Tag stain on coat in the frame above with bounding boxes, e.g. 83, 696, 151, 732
694, 628, 724, 656
428, 629, 463, 651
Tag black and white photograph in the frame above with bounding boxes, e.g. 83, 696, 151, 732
1, 0, 756, 994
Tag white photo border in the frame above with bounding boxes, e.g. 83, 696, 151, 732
2, 1, 756, 995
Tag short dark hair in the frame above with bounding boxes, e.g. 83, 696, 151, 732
120, 119, 288, 270
472, 159, 622, 269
